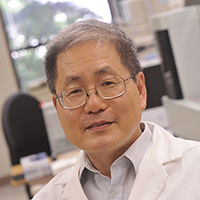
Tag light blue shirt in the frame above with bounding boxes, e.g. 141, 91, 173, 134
79, 122, 152, 200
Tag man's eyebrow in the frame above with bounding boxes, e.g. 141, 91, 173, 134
64, 66, 117, 85
64, 75, 81, 86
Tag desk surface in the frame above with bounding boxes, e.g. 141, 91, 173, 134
11, 149, 80, 186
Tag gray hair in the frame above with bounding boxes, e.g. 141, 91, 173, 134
44, 19, 143, 94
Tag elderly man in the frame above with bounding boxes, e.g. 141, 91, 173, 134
33, 19, 200, 200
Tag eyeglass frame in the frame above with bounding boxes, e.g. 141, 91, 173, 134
55, 74, 136, 110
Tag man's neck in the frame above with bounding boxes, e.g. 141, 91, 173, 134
85, 124, 144, 178
85, 141, 137, 178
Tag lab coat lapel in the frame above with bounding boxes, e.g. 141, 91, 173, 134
128, 143, 168, 200
129, 122, 183, 199
62, 151, 88, 200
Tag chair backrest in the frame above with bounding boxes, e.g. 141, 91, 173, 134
2, 92, 51, 165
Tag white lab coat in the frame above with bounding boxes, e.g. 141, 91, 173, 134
32, 122, 200, 200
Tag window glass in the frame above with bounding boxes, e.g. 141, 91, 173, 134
0, 0, 111, 91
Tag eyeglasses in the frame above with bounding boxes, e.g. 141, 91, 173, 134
55, 75, 135, 109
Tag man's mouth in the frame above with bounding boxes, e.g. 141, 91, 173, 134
86, 121, 113, 130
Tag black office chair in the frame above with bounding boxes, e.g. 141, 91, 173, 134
2, 92, 51, 199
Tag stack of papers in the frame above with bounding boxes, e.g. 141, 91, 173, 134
20, 152, 51, 181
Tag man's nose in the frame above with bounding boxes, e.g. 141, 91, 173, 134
83, 88, 107, 113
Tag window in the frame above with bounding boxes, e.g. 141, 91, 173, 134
0, 0, 111, 91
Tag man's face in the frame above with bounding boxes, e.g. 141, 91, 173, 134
53, 41, 147, 158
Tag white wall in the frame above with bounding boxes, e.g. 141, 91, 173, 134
0, 15, 18, 178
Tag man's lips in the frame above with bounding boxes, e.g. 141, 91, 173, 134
86, 121, 113, 130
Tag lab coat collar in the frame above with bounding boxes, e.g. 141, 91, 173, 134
128, 122, 183, 199
55, 150, 88, 200
147, 121, 183, 164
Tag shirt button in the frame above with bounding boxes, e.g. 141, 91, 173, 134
111, 192, 116, 199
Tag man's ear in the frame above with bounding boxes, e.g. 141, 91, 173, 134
135, 72, 147, 111
52, 95, 57, 109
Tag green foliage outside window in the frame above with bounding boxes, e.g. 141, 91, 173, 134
0, 0, 110, 91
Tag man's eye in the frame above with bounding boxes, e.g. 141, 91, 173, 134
64, 88, 83, 98
69, 89, 82, 95
72, 89, 81, 94
102, 81, 116, 87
